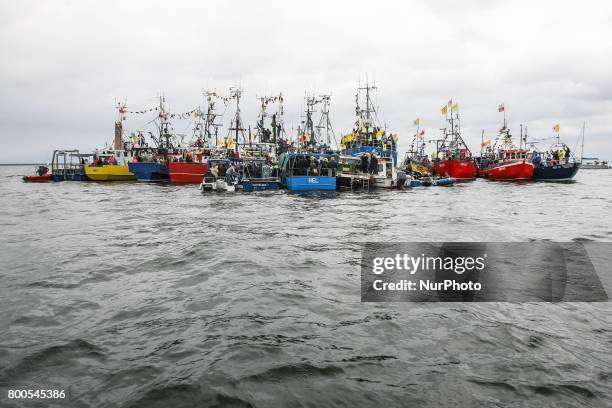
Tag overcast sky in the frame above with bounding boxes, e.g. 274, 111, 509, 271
1, 0, 611, 162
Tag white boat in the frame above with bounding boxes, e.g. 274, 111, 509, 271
581, 158, 610, 169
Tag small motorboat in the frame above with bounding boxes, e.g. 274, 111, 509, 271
23, 166, 53, 182
199, 176, 238, 192
410, 176, 456, 187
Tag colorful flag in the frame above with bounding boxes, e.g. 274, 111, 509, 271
498, 104, 505, 112
419, 130, 425, 136
451, 103, 459, 111
441, 105, 448, 115
481, 139, 491, 147
414, 118, 420, 126
552, 123, 560, 133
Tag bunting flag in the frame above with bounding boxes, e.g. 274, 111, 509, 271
552, 123, 560, 133
451, 103, 459, 111
441, 105, 448, 115
414, 118, 420, 126
498, 104, 505, 112
419, 130, 425, 136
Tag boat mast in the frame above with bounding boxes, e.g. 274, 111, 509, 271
580, 121, 586, 162
157, 95, 171, 149
204, 90, 222, 147
228, 87, 246, 152
302, 94, 317, 147
115, 100, 127, 150
272, 93, 284, 146
316, 94, 335, 147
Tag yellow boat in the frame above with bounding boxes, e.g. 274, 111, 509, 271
411, 162, 433, 175
84, 164, 136, 181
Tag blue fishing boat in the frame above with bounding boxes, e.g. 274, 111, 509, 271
278, 152, 336, 191
128, 162, 169, 181
240, 158, 280, 192
533, 162, 580, 181
530, 127, 581, 181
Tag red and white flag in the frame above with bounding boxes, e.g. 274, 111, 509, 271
498, 104, 505, 112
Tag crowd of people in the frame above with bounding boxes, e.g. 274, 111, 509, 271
290, 155, 338, 176
533, 144, 572, 167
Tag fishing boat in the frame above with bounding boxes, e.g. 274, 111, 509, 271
402, 119, 434, 175
278, 152, 336, 191
84, 150, 136, 181
338, 82, 404, 189
340, 82, 398, 164
23, 165, 53, 182
432, 100, 477, 180
125, 97, 177, 181
482, 124, 533, 181
239, 157, 280, 192
531, 124, 581, 181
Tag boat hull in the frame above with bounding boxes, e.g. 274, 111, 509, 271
169, 162, 208, 184
241, 180, 280, 192
23, 174, 53, 182
485, 160, 534, 181
411, 177, 456, 187
434, 159, 476, 180
128, 163, 169, 181
285, 176, 336, 191
533, 162, 580, 181
52, 172, 87, 182
84, 165, 136, 181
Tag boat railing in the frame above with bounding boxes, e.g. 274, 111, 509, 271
289, 168, 336, 177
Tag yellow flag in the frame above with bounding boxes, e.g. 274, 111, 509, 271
375, 131, 383, 139
226, 137, 235, 150
441, 105, 448, 115
451, 103, 459, 111
414, 118, 420, 126
481, 139, 491, 147
552, 123, 560, 133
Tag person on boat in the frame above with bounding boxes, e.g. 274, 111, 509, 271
185, 154, 193, 163
360, 153, 369, 173
93, 155, 102, 166
369, 153, 379, 175
131, 155, 138, 164
309, 158, 319, 176
226, 164, 237, 184
532, 154, 542, 167
558, 148, 565, 163
563, 145, 571, 163
328, 156, 338, 172
108, 155, 117, 165
211, 164, 219, 179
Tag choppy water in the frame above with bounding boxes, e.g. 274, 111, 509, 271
1, 165, 612, 408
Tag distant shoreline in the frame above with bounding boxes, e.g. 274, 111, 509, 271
0, 163, 45, 166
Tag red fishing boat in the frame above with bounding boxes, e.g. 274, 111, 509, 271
169, 148, 209, 184
484, 152, 534, 180
432, 100, 477, 180
482, 124, 534, 181
169, 161, 208, 183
